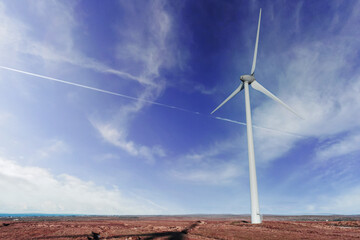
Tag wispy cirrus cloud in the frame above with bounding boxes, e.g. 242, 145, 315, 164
170, 160, 244, 185
89, 0, 178, 162
0, 0, 173, 164
0, 0, 179, 166
169, 137, 248, 185
36, 139, 70, 159
174, 0, 360, 189
249, 0, 360, 164
316, 131, 360, 161
90, 119, 166, 164
0, 1, 152, 86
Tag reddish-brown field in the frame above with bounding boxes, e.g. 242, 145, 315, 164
1, 215, 360, 240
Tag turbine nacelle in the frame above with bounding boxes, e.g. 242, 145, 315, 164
240, 74, 255, 83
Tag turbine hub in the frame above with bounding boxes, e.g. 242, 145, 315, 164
240, 74, 255, 83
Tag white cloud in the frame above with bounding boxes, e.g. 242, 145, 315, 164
0, 3, 27, 65
0, 1, 151, 86
89, 1, 175, 163
316, 132, 360, 161
169, 138, 248, 185
0, 112, 13, 125
248, 3, 360, 164
253, 129, 298, 164
170, 160, 244, 185
116, 0, 173, 82
169, 120, 302, 186
178, 1, 360, 187
0, 157, 165, 214
90, 120, 165, 163
318, 186, 360, 214
1, 0, 171, 164
294, 1, 304, 33
37, 139, 70, 159
24, 42, 151, 85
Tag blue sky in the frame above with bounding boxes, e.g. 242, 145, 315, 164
0, 0, 360, 215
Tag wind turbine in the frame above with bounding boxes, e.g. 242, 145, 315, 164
211, 9, 301, 224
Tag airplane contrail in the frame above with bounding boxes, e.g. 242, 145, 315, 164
0, 66, 195, 114
213, 116, 306, 138
0, 65, 305, 138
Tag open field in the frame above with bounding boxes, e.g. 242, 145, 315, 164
1, 215, 360, 239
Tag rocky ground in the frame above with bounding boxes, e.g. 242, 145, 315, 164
1, 215, 360, 239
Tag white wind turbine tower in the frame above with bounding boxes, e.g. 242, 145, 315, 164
211, 9, 301, 224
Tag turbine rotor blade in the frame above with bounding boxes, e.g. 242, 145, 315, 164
211, 83, 244, 114
250, 8, 262, 75
251, 80, 303, 119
